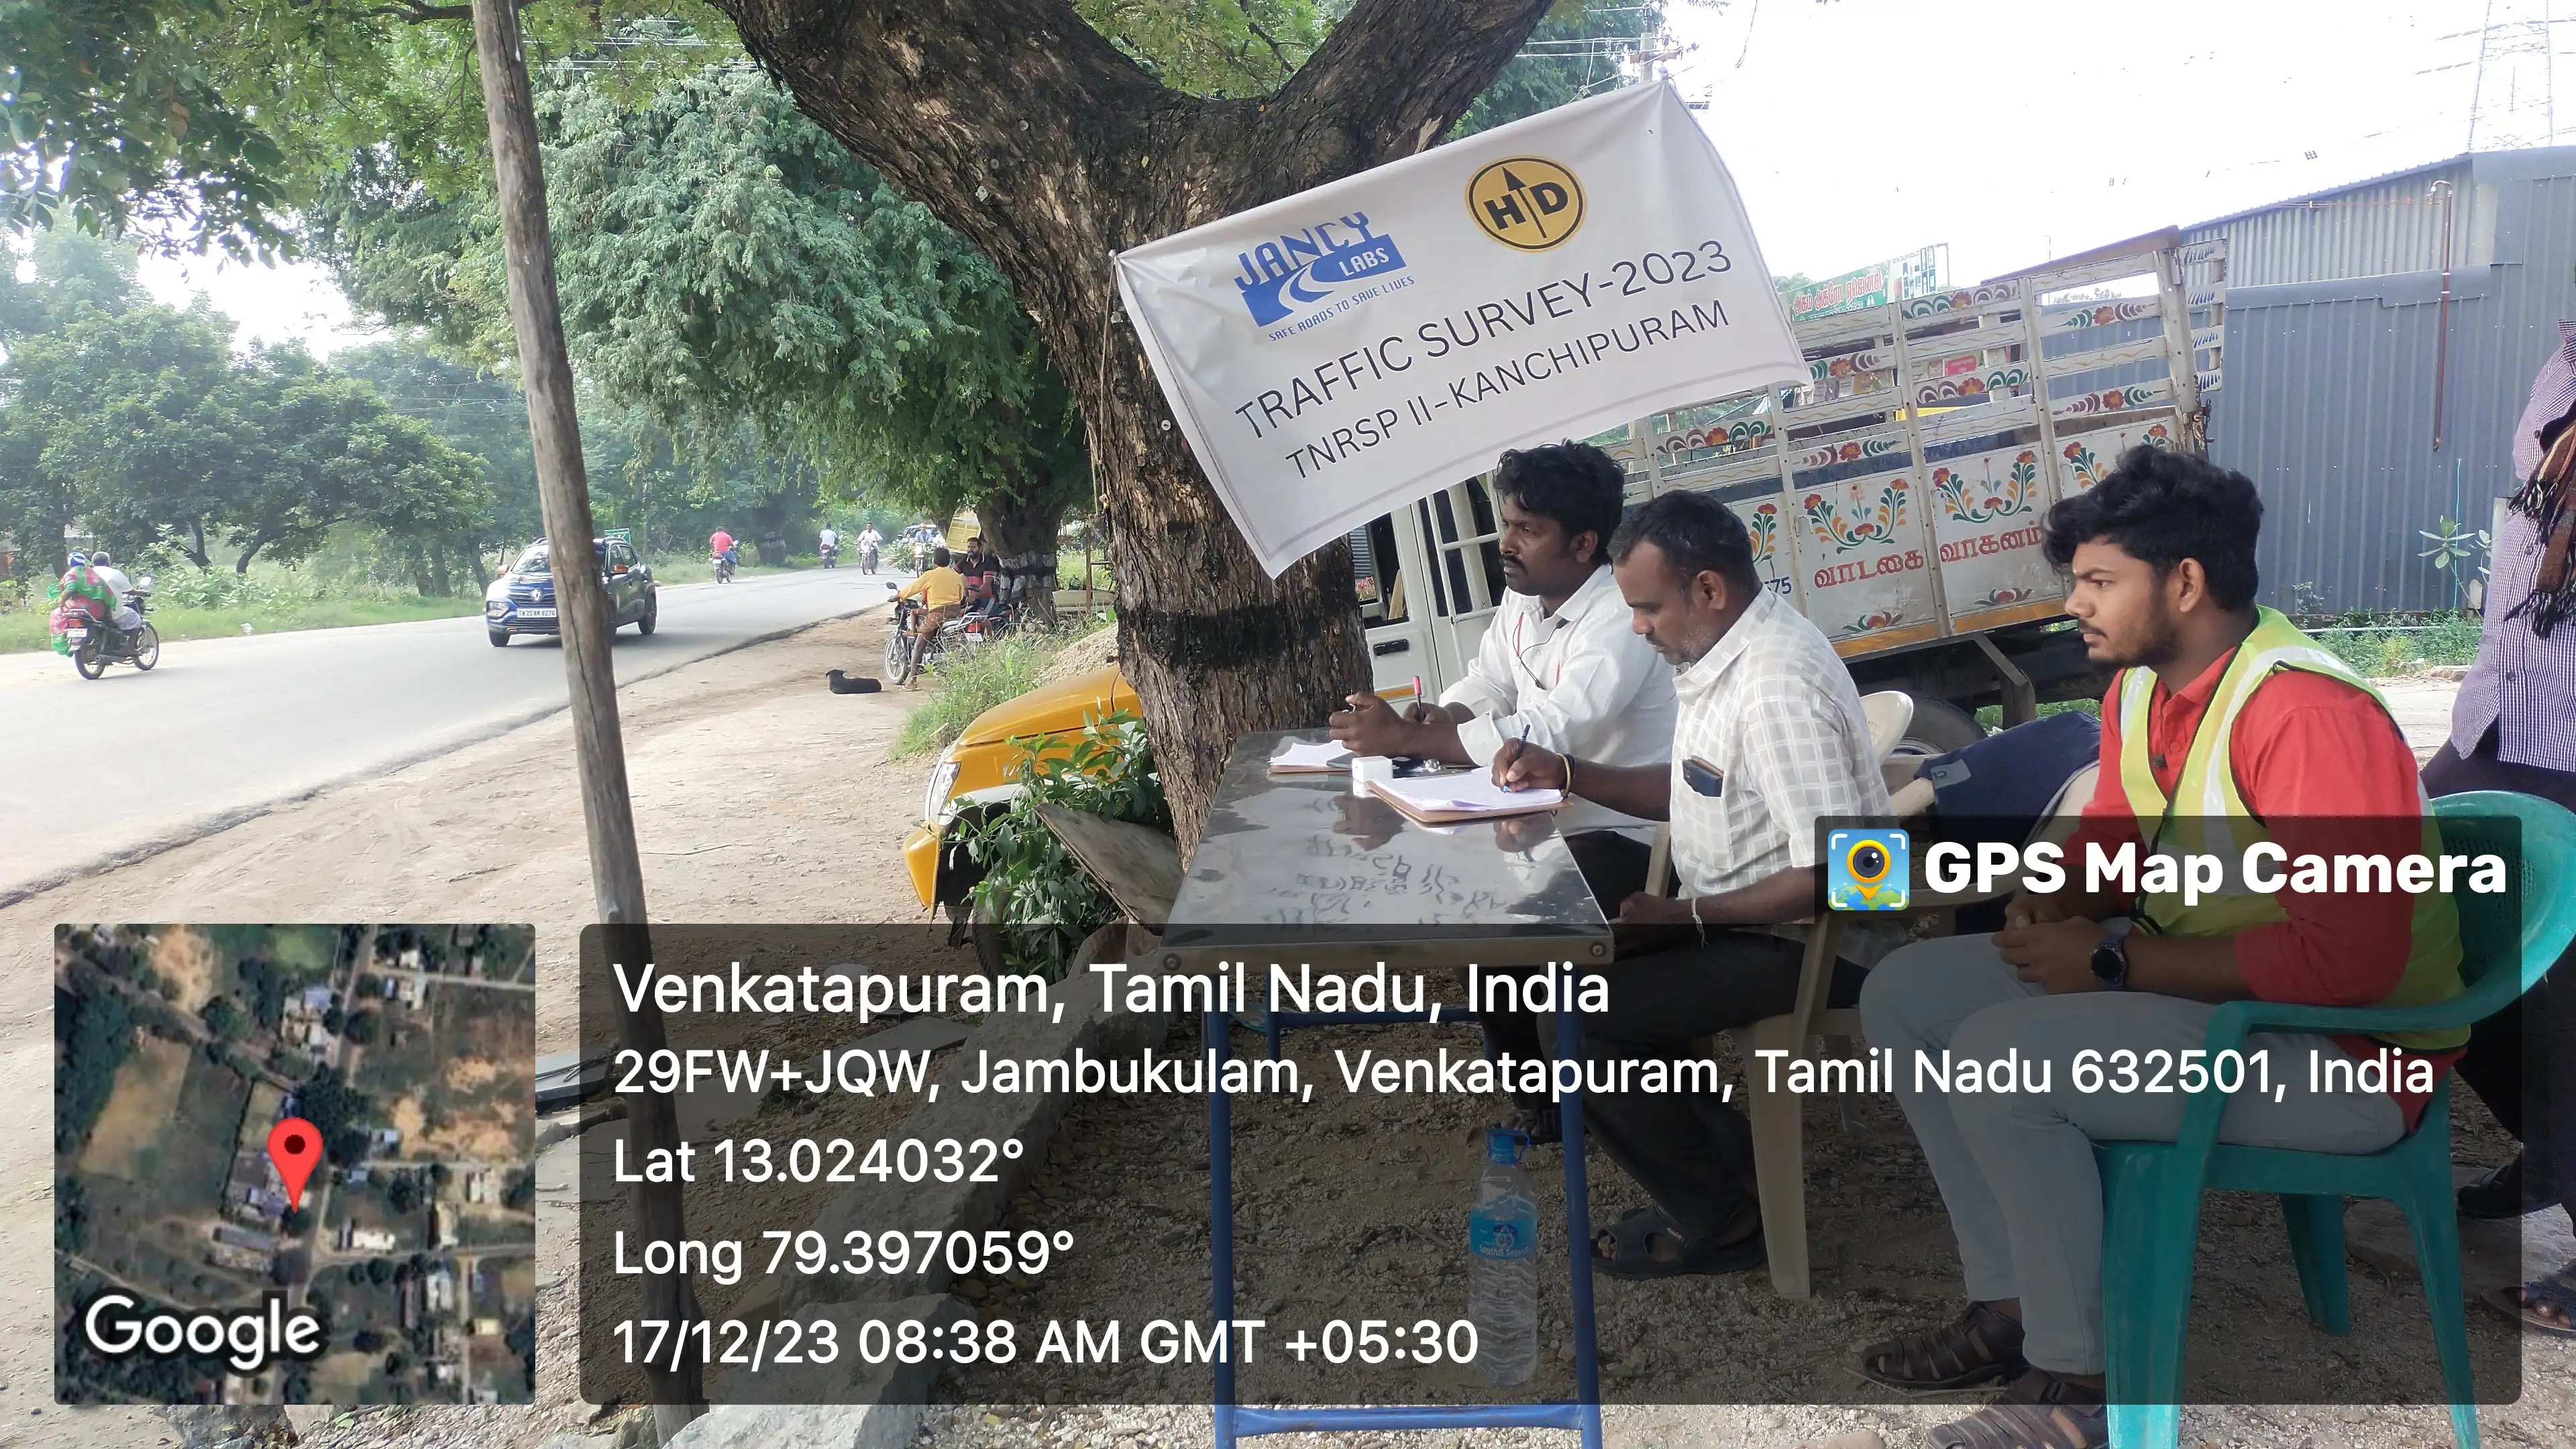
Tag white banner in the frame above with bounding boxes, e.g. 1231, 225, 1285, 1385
1114, 82, 1803, 577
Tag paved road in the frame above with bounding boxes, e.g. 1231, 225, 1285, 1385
0, 567, 909, 901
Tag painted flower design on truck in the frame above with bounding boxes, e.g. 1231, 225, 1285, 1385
1931, 451, 2041, 525
1805, 481, 1908, 552
1835, 608, 1910, 638
1743, 504, 1779, 565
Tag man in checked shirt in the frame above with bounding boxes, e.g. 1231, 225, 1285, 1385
1489, 489, 1894, 1279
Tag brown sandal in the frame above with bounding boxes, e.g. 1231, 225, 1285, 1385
1928, 1369, 2108, 1449
1855, 1301, 2028, 1393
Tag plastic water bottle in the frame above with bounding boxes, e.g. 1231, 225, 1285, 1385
1468, 1126, 1539, 1386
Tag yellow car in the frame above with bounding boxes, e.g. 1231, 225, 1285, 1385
904, 664, 1135, 912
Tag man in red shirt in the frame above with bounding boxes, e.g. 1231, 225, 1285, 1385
1845, 448, 2467, 1448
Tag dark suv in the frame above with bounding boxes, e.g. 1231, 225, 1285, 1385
483, 537, 657, 647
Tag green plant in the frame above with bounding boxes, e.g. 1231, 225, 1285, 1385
961, 713, 1170, 979
892, 635, 1057, 758
2419, 517, 2491, 608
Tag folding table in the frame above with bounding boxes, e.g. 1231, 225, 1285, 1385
1157, 730, 1615, 1449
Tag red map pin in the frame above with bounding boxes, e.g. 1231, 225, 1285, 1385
267, 1116, 323, 1213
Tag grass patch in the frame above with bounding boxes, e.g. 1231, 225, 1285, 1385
1, 596, 482, 654
894, 636, 1059, 759
2307, 612, 2482, 677
1974, 698, 2102, 731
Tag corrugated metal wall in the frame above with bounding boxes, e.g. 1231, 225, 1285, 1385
2202, 159, 2471, 288
2186, 148, 2576, 613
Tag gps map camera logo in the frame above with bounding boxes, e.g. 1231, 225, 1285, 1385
1233, 212, 1408, 328
1828, 828, 1909, 911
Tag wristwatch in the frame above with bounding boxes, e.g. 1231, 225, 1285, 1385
2090, 917, 2136, 991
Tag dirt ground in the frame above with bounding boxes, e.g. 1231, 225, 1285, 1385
7, 645, 2567, 1449
5, 611, 939, 1448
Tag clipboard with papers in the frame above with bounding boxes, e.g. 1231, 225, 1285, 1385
1366, 771, 1565, 824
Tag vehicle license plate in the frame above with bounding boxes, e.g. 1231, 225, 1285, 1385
518, 607, 557, 620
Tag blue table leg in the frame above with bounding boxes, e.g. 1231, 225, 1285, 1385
1554, 976, 1606, 1449
1203, 971, 1597, 1448
1208, 1008, 1238, 1449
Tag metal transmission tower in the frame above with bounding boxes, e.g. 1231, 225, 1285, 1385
2428, 0, 2572, 150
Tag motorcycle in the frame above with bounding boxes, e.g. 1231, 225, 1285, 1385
821, 541, 840, 570
859, 542, 879, 575
885, 596, 977, 685
68, 582, 160, 680
714, 549, 737, 584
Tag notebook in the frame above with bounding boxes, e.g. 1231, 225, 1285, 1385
1368, 772, 1564, 824
1268, 738, 1354, 774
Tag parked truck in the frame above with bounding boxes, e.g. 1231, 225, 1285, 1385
904, 229, 2229, 914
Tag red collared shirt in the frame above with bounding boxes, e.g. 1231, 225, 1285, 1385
2066, 647, 2459, 1127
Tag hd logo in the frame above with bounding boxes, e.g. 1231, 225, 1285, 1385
1468, 157, 1585, 252
1827, 828, 1910, 912
1233, 213, 1409, 329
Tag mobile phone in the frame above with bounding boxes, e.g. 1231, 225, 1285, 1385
1682, 757, 1723, 797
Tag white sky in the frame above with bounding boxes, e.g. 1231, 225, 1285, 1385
1668, 0, 2501, 286
130, 0, 2502, 352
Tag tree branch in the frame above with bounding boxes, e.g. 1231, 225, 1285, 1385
1242, 16, 1293, 76
1275, 0, 1556, 156
374, 0, 474, 20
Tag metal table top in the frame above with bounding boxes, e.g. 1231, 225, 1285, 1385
1159, 730, 1612, 968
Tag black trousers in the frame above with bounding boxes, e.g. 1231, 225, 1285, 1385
2423, 727, 2576, 1215
1495, 928, 1862, 1246
1481, 830, 1652, 1102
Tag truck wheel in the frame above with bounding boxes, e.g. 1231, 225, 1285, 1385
1894, 696, 1984, 758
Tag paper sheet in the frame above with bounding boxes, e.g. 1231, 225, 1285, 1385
1370, 772, 1564, 816
1268, 738, 1354, 773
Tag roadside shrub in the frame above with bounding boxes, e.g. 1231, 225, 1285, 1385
961, 713, 1169, 980
893, 635, 1056, 759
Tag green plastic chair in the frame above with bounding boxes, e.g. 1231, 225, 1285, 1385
2098, 790, 2576, 1449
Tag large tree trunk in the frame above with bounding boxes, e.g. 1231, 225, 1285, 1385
976, 482, 1067, 627
713, 0, 1551, 849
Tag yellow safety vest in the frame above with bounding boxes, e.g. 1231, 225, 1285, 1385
2113, 607, 2466, 1051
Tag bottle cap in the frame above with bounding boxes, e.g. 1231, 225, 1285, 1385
1486, 1126, 1529, 1163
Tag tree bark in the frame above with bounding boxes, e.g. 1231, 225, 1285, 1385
711, 0, 1553, 849
976, 482, 1066, 627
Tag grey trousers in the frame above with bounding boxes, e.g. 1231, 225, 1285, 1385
1858, 933, 2407, 1375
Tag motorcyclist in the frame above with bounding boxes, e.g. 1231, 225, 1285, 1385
893, 547, 965, 689
85, 549, 134, 600
47, 551, 113, 657
857, 525, 882, 574
709, 527, 739, 578
819, 525, 840, 566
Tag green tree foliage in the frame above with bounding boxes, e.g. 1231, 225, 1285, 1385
232, 956, 288, 1030
56, 1176, 90, 1252
200, 994, 249, 1041
296, 1064, 372, 1167
54, 987, 135, 1155
0, 230, 492, 581
1454, 0, 1663, 138
307, 58, 1092, 553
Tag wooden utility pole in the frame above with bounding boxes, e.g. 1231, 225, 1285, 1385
468, 0, 705, 1429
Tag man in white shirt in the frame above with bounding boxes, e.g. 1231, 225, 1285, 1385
85, 549, 133, 601
1330, 441, 1678, 906
1493, 489, 1894, 1279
